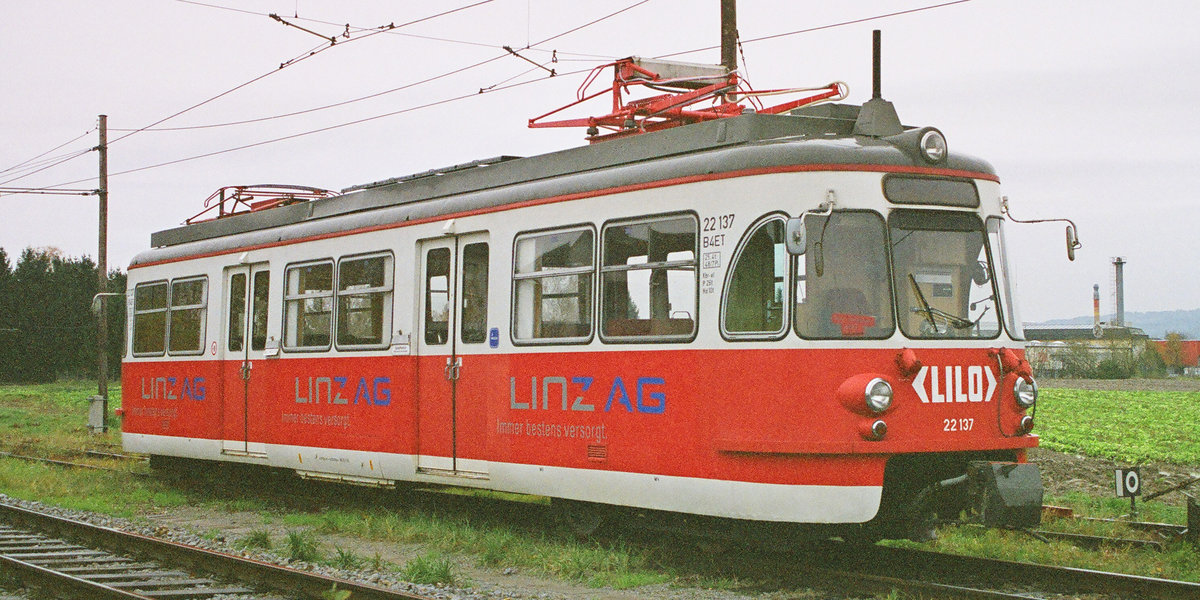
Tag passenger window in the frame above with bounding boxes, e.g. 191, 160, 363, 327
336, 253, 392, 349
793, 211, 894, 339
250, 270, 270, 351
284, 261, 333, 350
460, 243, 489, 344
424, 248, 451, 345
227, 273, 247, 352
167, 277, 207, 354
512, 228, 594, 343
601, 215, 697, 341
722, 217, 786, 336
132, 281, 168, 355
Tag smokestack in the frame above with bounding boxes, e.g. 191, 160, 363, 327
1113, 257, 1126, 327
1093, 284, 1101, 326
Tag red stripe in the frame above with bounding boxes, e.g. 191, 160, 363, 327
131, 163, 998, 270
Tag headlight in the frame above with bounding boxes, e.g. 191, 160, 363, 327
1013, 376, 1038, 409
865, 378, 893, 413
919, 128, 947, 163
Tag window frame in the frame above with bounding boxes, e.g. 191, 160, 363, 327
887, 209, 1002, 341
132, 280, 169, 357
166, 276, 208, 356
510, 224, 597, 346
283, 258, 335, 352
792, 209, 897, 341
334, 251, 395, 351
720, 213, 790, 341
599, 211, 699, 344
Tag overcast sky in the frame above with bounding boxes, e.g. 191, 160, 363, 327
2, 0, 1197, 324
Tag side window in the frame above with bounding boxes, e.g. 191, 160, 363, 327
460, 243, 489, 344
132, 281, 168, 356
793, 211, 894, 339
284, 261, 333, 350
250, 270, 270, 351
512, 228, 594, 343
336, 253, 393, 349
424, 248, 451, 345
601, 214, 697, 342
168, 277, 207, 354
722, 216, 787, 337
227, 273, 247, 352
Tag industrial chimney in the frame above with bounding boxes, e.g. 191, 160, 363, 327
1112, 257, 1126, 327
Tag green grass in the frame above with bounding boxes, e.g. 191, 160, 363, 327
401, 552, 459, 585
1035, 388, 1200, 464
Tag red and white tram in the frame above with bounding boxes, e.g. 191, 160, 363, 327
121, 53, 1051, 539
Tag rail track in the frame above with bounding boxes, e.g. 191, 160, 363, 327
3, 450, 1199, 599
0, 501, 431, 600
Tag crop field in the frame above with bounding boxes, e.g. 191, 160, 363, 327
1036, 386, 1200, 465
1, 379, 1198, 589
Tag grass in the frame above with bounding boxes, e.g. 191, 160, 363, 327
401, 552, 459, 585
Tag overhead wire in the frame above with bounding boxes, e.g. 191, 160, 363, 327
656, 0, 975, 59
21, 0, 972, 194
0, 128, 95, 176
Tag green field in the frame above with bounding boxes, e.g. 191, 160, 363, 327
1036, 387, 1200, 465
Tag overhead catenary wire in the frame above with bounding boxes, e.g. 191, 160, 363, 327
115, 1, 649, 133
176, 0, 616, 60
19, 0, 963, 194
656, 0, 975, 59
0, 128, 95, 176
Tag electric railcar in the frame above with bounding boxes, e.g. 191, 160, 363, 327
121, 56, 1050, 539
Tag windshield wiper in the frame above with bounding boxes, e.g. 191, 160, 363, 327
908, 273, 978, 331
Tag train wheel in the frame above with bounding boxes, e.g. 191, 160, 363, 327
554, 499, 604, 537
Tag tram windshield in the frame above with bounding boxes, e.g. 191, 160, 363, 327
889, 210, 1000, 339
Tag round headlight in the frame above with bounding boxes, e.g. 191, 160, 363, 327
919, 128, 947, 163
1013, 376, 1038, 409
865, 378, 893, 413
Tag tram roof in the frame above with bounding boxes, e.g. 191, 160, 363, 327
136, 106, 996, 266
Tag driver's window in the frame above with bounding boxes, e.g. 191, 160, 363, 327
793, 211, 894, 339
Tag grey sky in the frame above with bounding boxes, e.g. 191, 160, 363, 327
2, 1, 1197, 323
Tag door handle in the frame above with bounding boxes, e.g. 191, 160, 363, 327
444, 357, 462, 381
240, 362, 252, 381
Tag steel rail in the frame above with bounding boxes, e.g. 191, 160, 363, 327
834, 543, 1200, 600
0, 502, 433, 600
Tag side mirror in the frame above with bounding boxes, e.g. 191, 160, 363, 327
785, 217, 806, 255
1065, 224, 1080, 262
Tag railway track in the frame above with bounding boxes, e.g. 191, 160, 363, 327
815, 541, 1200, 600
0, 501, 431, 600
4, 450, 1199, 599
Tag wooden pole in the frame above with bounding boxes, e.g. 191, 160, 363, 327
720, 0, 737, 74
97, 114, 109, 433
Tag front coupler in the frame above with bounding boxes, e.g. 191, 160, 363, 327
967, 461, 1043, 529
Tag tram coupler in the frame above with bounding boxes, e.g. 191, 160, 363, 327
966, 461, 1043, 529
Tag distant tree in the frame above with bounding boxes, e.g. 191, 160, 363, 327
0, 247, 125, 383
0, 248, 14, 378
1162, 331, 1187, 374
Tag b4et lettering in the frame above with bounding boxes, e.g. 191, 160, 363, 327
140, 377, 205, 402
509, 376, 665, 414
294, 376, 391, 406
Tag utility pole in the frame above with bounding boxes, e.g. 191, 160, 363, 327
97, 114, 109, 433
720, 0, 737, 74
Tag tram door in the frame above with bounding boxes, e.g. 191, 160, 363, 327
416, 231, 491, 477
222, 264, 270, 456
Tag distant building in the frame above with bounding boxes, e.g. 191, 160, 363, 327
1023, 324, 1149, 378
1151, 339, 1200, 376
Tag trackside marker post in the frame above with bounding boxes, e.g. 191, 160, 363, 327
1115, 467, 1141, 517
